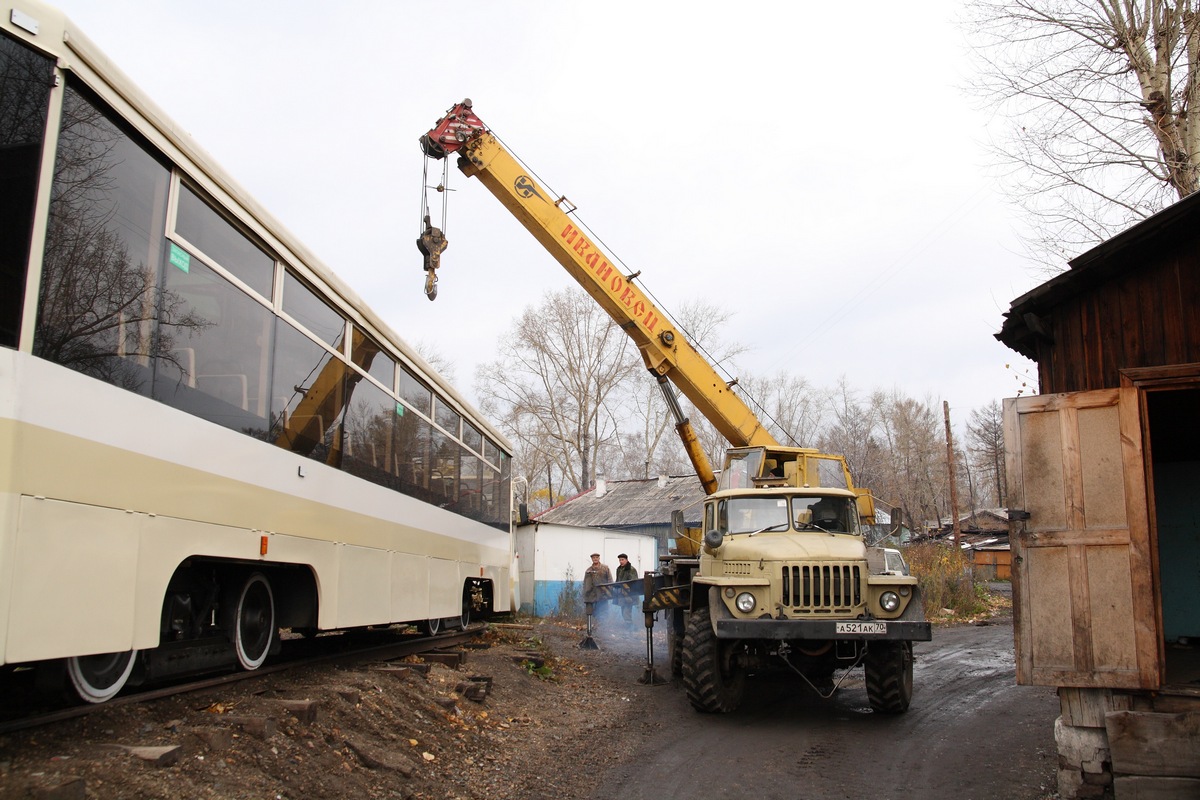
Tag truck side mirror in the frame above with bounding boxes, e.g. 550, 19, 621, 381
704, 528, 724, 551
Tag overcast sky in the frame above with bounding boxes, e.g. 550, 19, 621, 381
47, 0, 1042, 424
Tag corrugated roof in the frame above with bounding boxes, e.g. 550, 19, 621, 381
532, 475, 706, 528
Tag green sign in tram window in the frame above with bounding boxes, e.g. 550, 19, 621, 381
169, 242, 191, 273
395, 402, 405, 416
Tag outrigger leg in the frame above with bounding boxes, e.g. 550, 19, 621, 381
579, 602, 599, 650
638, 575, 667, 685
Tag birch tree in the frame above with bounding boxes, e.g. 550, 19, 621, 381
966, 0, 1200, 267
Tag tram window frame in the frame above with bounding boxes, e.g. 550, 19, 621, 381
174, 182, 274, 302
270, 316, 348, 462
462, 420, 483, 454
154, 244, 274, 437
0, 33, 55, 349
399, 364, 431, 416
350, 324, 395, 393
34, 78, 173, 396
434, 395, 461, 439
281, 269, 346, 351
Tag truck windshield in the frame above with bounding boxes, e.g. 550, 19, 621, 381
720, 497, 789, 534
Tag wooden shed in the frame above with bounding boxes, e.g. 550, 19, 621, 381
997, 192, 1200, 798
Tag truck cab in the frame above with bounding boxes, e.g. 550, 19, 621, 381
673, 446, 931, 714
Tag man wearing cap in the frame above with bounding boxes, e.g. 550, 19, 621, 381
582, 552, 612, 622
615, 553, 638, 624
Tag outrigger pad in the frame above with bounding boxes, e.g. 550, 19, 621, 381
637, 667, 667, 685
578, 636, 599, 650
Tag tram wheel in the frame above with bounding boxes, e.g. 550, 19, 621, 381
419, 618, 442, 636
458, 590, 472, 630
66, 649, 138, 704
223, 572, 276, 670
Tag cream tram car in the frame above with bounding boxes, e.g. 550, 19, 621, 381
0, 1, 513, 702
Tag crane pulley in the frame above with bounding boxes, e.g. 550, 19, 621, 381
416, 214, 447, 301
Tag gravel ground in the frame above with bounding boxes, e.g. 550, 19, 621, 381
0, 619, 665, 800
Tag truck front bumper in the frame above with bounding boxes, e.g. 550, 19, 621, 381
714, 617, 932, 642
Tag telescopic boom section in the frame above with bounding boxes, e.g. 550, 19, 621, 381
420, 100, 777, 479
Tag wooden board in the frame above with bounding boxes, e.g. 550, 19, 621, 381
1004, 390, 1158, 688
1106, 710, 1200, 778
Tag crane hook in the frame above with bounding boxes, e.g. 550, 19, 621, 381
416, 215, 448, 301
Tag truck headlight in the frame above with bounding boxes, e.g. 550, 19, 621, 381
735, 592, 756, 613
879, 591, 900, 613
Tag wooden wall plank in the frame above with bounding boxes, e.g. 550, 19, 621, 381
1114, 776, 1200, 799
1105, 710, 1200, 778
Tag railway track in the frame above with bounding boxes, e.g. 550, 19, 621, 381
0, 625, 483, 735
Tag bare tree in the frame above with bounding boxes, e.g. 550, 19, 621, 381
633, 298, 749, 478
965, 0, 1200, 267
412, 340, 456, 384
871, 392, 949, 533
965, 400, 1007, 507
737, 371, 827, 448
476, 287, 640, 500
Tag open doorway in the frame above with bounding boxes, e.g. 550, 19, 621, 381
1145, 387, 1200, 686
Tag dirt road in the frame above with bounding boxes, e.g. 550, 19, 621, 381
573, 609, 1059, 800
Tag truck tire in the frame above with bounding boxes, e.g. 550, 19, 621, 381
682, 605, 745, 713
864, 640, 913, 713
668, 609, 685, 678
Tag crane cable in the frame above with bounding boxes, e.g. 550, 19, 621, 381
492, 133, 799, 447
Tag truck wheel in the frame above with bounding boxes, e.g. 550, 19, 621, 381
864, 641, 913, 713
682, 605, 745, 713
668, 608, 686, 678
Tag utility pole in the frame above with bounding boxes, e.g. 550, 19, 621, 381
944, 401, 961, 551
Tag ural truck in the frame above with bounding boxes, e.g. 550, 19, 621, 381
418, 100, 931, 713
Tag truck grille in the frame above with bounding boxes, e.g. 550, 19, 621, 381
780, 563, 861, 613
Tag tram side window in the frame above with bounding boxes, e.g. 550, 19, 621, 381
462, 421, 483, 454
456, 452, 482, 518
434, 395, 461, 438
493, 451, 512, 530
175, 184, 273, 301
430, 428, 459, 507
351, 325, 394, 391
342, 377, 397, 489
395, 400, 433, 501
398, 365, 431, 416
34, 82, 171, 395
153, 248, 273, 437
0, 34, 54, 349
282, 270, 345, 349
271, 318, 347, 463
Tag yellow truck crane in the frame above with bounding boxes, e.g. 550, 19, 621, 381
419, 100, 931, 714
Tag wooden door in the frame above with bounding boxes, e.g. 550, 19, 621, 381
1004, 389, 1159, 689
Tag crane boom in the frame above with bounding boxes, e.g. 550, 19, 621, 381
420, 101, 777, 469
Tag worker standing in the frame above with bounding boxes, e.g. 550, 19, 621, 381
615, 553, 637, 625
582, 552, 612, 624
